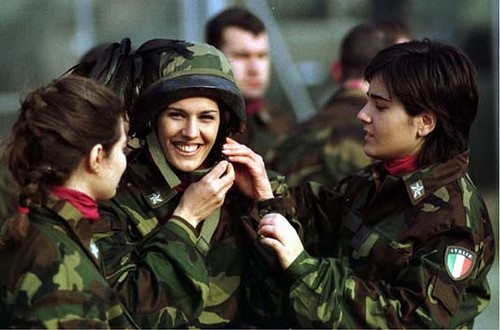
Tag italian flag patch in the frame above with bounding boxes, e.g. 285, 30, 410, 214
445, 246, 476, 281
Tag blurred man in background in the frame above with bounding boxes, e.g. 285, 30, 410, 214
206, 6, 292, 156
375, 15, 413, 43
267, 22, 392, 188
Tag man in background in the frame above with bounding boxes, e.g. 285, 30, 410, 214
205, 6, 292, 156
375, 16, 413, 44
267, 22, 392, 188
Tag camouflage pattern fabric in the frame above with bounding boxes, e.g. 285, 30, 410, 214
287, 151, 495, 328
0, 151, 18, 220
267, 87, 372, 188
235, 100, 292, 157
0, 194, 135, 328
92, 132, 295, 328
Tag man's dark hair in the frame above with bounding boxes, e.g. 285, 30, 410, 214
205, 6, 266, 49
340, 23, 392, 81
375, 16, 413, 44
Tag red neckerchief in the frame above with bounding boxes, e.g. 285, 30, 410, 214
51, 186, 99, 223
174, 180, 190, 192
383, 155, 418, 176
245, 98, 264, 118
344, 80, 364, 90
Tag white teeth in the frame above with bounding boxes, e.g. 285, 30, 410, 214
176, 144, 198, 152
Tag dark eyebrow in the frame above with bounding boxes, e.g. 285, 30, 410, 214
367, 91, 391, 102
165, 107, 185, 112
166, 107, 219, 115
200, 109, 219, 115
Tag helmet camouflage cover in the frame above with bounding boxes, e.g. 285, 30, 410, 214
130, 40, 246, 138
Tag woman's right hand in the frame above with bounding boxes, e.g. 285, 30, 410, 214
173, 160, 235, 228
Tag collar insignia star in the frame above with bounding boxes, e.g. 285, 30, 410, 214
410, 180, 425, 200
90, 240, 99, 259
148, 192, 164, 205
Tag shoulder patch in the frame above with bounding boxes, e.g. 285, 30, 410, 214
445, 246, 476, 281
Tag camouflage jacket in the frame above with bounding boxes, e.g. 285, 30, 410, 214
266, 87, 372, 188
93, 133, 295, 328
0, 152, 18, 220
288, 151, 495, 328
0, 194, 135, 329
234, 98, 292, 157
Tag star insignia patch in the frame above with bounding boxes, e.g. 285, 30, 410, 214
148, 192, 164, 205
90, 240, 100, 259
445, 246, 476, 281
410, 180, 425, 200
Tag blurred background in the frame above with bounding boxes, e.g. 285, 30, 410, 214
0, 0, 498, 328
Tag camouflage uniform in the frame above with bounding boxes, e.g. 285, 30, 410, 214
235, 100, 292, 157
0, 151, 18, 220
267, 87, 372, 188
0, 194, 135, 328
93, 133, 293, 328
287, 151, 495, 328
88, 41, 294, 328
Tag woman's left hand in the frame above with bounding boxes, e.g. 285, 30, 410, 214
221, 137, 273, 200
258, 213, 304, 270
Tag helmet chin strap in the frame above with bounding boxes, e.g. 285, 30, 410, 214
146, 129, 181, 189
146, 128, 217, 188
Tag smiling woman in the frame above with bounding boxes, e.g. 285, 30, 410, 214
84, 39, 295, 328
157, 97, 221, 173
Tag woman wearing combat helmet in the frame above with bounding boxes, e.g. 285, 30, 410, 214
87, 40, 294, 328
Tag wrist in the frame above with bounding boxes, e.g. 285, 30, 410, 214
255, 197, 281, 218
255, 185, 274, 200
256, 193, 274, 201
173, 210, 199, 228
169, 215, 199, 237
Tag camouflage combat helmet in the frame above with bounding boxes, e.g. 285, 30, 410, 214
130, 40, 246, 139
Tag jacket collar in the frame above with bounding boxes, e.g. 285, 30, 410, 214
45, 193, 99, 261
400, 152, 469, 205
147, 129, 181, 189
132, 130, 216, 209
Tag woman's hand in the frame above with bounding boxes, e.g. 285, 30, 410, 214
222, 137, 273, 200
173, 160, 235, 228
258, 213, 304, 270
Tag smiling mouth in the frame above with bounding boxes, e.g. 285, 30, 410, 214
174, 143, 201, 154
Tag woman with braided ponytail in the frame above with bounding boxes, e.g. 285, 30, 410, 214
0, 75, 135, 328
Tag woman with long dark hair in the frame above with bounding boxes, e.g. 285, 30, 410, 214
0, 75, 134, 328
